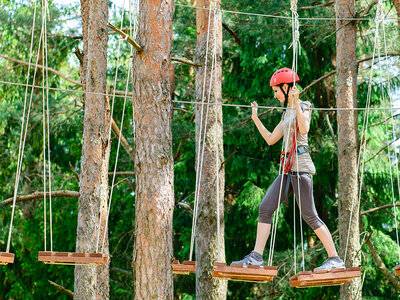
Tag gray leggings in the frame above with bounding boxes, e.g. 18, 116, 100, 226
258, 173, 325, 230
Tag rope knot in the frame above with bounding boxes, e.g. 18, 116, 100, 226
375, 0, 385, 23
290, 0, 298, 13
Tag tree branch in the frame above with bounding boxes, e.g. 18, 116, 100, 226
1, 190, 79, 207
0, 54, 82, 86
299, 1, 334, 10
107, 23, 143, 53
360, 222, 400, 292
325, 113, 338, 148
111, 118, 135, 162
109, 171, 135, 176
48, 280, 74, 297
222, 22, 241, 46
365, 138, 396, 164
111, 267, 134, 278
107, 23, 201, 67
361, 203, 400, 216
171, 57, 202, 67
220, 150, 238, 171
300, 53, 400, 96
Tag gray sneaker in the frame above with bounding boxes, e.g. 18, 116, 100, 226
314, 256, 345, 272
232, 251, 263, 266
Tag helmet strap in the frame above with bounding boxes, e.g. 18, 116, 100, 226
279, 84, 291, 108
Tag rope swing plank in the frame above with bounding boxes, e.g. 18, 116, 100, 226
1, 0, 40, 266
290, 267, 361, 288
36, 0, 108, 266
213, 263, 277, 283
173, 260, 196, 275
0, 253, 15, 265
38, 252, 107, 266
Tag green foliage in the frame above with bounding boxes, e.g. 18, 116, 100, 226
1, 0, 400, 299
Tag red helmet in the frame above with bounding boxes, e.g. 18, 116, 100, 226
270, 68, 300, 86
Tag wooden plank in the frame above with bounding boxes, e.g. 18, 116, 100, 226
394, 265, 400, 276
0, 252, 15, 264
38, 251, 107, 265
212, 262, 277, 282
172, 260, 196, 275
290, 267, 361, 288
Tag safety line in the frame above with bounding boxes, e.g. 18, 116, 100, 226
175, 3, 399, 22
2, 80, 400, 112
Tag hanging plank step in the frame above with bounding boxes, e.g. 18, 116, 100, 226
394, 265, 400, 276
38, 251, 107, 266
173, 260, 196, 275
213, 262, 278, 283
290, 267, 361, 288
0, 252, 15, 265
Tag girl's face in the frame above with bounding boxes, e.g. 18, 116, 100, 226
272, 84, 288, 103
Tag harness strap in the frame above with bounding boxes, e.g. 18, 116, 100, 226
280, 121, 299, 173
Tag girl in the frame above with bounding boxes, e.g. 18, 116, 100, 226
233, 68, 344, 272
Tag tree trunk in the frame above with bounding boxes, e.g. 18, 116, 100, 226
131, 0, 175, 299
335, 1, 362, 299
195, 1, 227, 299
74, 1, 110, 299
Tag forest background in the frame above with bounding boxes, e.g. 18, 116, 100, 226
0, 0, 400, 299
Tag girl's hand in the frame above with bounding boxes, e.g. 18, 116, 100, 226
289, 86, 300, 105
251, 101, 258, 120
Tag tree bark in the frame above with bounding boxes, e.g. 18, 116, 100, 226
336, 1, 361, 299
195, 1, 227, 299
74, 1, 110, 299
131, 0, 175, 299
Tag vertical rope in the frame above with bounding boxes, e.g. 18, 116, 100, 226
268, 106, 295, 266
189, 0, 215, 262
7, 0, 40, 253
96, 0, 127, 252
43, 0, 53, 252
294, 124, 305, 272
344, 0, 382, 262
213, 7, 222, 262
381, 13, 400, 263
267, 141, 284, 265
293, 179, 296, 273
41, 0, 47, 252
216, 125, 221, 261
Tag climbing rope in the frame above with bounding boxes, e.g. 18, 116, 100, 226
189, 0, 217, 262
290, 0, 306, 274
381, 11, 400, 264
268, 0, 303, 269
344, 0, 384, 263
96, 0, 130, 253
6, 0, 40, 253
41, 0, 53, 252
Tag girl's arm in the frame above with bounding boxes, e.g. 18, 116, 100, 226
290, 87, 311, 134
251, 101, 283, 145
